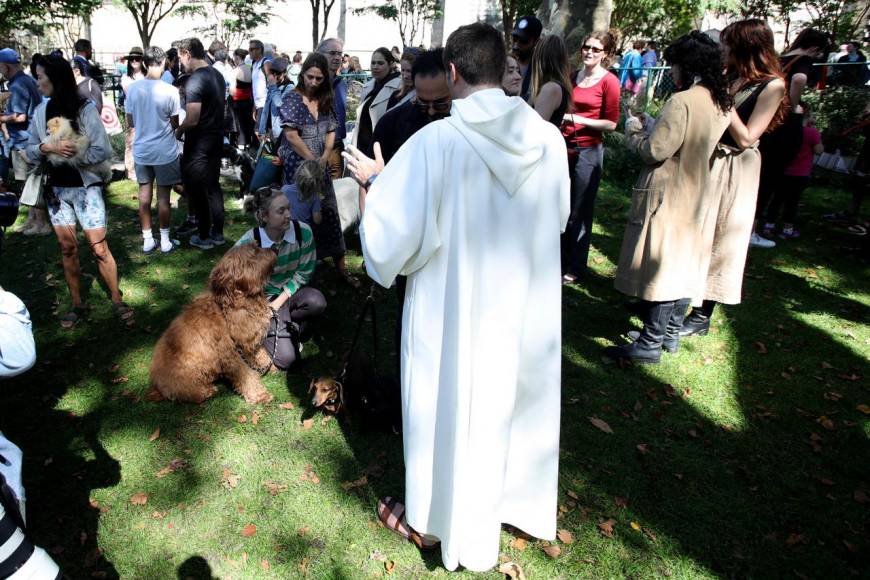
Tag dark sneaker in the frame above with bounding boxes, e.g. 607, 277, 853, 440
189, 235, 214, 250
210, 234, 226, 246
176, 219, 198, 236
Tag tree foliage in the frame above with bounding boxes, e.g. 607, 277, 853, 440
175, 0, 279, 51
611, 0, 728, 48
0, 0, 99, 37
354, 0, 443, 47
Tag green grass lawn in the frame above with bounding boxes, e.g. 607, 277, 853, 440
1, 175, 868, 579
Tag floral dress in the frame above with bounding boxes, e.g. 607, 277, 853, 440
278, 91, 345, 259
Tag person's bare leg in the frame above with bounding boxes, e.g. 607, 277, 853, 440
156, 184, 172, 229
83, 228, 122, 303
55, 226, 84, 307
138, 181, 153, 232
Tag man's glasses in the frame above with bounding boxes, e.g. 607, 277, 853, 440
323, 51, 342, 57
415, 97, 451, 113
581, 45, 604, 54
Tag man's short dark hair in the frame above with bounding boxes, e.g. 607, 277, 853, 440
144, 46, 165, 68
249, 39, 264, 51
443, 23, 505, 86
208, 40, 226, 55
74, 38, 91, 53
411, 48, 445, 80
179, 37, 206, 60
213, 49, 228, 63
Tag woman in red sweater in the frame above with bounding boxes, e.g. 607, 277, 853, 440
560, 31, 621, 284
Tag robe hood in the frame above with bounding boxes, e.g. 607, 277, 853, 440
447, 88, 547, 197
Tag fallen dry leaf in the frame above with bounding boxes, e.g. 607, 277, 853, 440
221, 468, 240, 489
636, 443, 650, 455
302, 418, 314, 430
129, 492, 148, 506
148, 428, 161, 442
251, 411, 260, 426
237, 414, 247, 423
630, 521, 642, 531
598, 518, 616, 538
260, 560, 270, 571
556, 529, 574, 544
588, 416, 614, 434
856, 404, 870, 415
111, 376, 129, 385
566, 490, 579, 500
816, 416, 835, 431
297, 526, 310, 537
542, 544, 561, 558
264, 481, 288, 496
785, 533, 805, 546
614, 496, 629, 508
279, 402, 295, 410
498, 561, 527, 580
108, 363, 120, 373
854, 490, 868, 504
340, 475, 368, 491
385, 560, 396, 574
299, 556, 310, 574
754, 342, 768, 354
510, 537, 527, 551
241, 524, 257, 537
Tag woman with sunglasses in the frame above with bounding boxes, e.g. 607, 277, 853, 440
560, 31, 620, 285
121, 46, 145, 180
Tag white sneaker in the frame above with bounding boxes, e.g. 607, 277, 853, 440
749, 232, 776, 248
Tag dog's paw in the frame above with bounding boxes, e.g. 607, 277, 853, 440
245, 389, 274, 405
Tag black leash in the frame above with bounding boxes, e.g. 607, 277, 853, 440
339, 284, 379, 381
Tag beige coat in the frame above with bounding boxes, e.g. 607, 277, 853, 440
614, 85, 731, 302
351, 76, 403, 147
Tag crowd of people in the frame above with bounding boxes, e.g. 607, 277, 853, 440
0, 13, 867, 574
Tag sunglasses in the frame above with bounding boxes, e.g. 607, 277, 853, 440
129, 56, 143, 61
581, 45, 604, 54
414, 97, 451, 113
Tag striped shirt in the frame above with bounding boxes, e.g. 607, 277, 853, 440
235, 224, 316, 297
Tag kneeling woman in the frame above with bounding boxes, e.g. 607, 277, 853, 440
604, 32, 732, 364
25, 54, 134, 329
236, 188, 326, 370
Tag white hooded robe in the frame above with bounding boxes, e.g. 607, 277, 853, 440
360, 88, 570, 572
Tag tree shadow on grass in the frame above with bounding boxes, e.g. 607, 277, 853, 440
554, 199, 869, 576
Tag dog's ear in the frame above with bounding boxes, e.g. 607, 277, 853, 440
335, 380, 345, 411
308, 378, 317, 394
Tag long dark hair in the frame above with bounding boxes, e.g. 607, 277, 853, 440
39, 54, 88, 124
663, 31, 732, 113
721, 19, 787, 131
296, 53, 334, 115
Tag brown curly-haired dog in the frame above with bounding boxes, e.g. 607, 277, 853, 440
150, 245, 277, 404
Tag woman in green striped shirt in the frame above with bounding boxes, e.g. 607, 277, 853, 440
235, 188, 327, 369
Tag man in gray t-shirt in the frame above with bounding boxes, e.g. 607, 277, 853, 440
125, 46, 182, 254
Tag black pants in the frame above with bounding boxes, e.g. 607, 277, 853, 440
561, 144, 603, 277
394, 275, 407, 377
183, 132, 224, 239
756, 112, 803, 219
230, 98, 256, 149
766, 175, 809, 224
263, 287, 327, 370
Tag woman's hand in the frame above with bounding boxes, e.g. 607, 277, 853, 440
53, 140, 79, 158
342, 143, 384, 188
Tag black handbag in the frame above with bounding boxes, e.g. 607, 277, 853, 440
0, 191, 19, 228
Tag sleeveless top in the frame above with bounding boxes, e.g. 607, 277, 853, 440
719, 79, 772, 148
548, 85, 570, 128
233, 78, 253, 101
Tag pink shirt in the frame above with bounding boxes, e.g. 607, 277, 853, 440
784, 126, 821, 176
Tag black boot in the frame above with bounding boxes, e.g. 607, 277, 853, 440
679, 300, 716, 337
626, 298, 688, 353
603, 300, 676, 364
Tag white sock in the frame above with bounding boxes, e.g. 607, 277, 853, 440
160, 228, 172, 251
142, 229, 155, 252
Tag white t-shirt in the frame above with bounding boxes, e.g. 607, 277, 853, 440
125, 78, 182, 166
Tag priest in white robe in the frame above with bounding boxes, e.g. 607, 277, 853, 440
344, 23, 570, 572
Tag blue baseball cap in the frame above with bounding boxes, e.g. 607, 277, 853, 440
0, 48, 21, 64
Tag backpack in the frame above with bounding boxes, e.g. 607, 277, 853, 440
89, 62, 106, 88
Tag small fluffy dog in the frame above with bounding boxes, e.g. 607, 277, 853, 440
150, 246, 277, 404
44, 116, 112, 183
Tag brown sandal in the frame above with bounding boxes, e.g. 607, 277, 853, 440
376, 496, 439, 552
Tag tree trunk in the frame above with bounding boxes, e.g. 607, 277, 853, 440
338, 0, 346, 41
311, 0, 320, 50
538, 0, 612, 55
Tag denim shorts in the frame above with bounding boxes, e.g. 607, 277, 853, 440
46, 185, 107, 230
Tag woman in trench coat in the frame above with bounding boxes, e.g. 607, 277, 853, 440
604, 31, 733, 365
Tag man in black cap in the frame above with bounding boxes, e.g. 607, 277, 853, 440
511, 14, 543, 101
